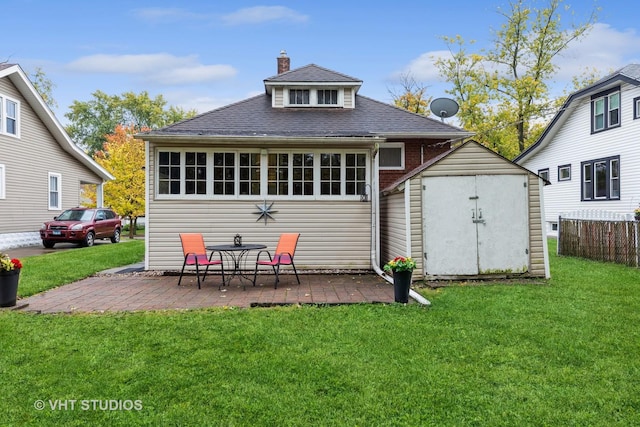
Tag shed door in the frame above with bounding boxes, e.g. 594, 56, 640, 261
422, 175, 529, 276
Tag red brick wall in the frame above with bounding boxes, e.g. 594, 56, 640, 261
379, 139, 450, 190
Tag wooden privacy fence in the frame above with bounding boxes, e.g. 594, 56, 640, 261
558, 214, 639, 267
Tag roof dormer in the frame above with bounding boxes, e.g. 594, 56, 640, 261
264, 51, 362, 109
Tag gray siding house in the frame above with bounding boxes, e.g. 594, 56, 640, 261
136, 52, 472, 273
0, 64, 113, 250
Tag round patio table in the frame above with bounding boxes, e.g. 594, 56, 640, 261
207, 244, 267, 288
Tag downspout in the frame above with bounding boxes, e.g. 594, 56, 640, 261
370, 144, 431, 306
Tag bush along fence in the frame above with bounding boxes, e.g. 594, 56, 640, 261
558, 210, 639, 267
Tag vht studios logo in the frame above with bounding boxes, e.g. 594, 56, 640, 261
34, 399, 143, 411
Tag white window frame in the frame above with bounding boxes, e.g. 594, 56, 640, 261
0, 94, 20, 137
591, 89, 620, 133
558, 164, 571, 181
284, 88, 344, 108
48, 172, 62, 210
155, 148, 369, 201
0, 164, 5, 199
379, 143, 405, 170
538, 168, 549, 182
581, 156, 620, 201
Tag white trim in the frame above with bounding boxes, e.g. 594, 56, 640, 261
379, 142, 405, 170
48, 172, 62, 210
0, 94, 20, 138
0, 164, 5, 199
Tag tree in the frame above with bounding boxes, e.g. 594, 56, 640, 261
435, 0, 598, 158
65, 90, 197, 155
93, 125, 146, 239
30, 67, 58, 110
389, 73, 432, 115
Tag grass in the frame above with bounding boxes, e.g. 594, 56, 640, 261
1, 239, 639, 425
16, 239, 144, 297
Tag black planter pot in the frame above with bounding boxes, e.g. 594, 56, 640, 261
0, 268, 20, 307
393, 270, 412, 303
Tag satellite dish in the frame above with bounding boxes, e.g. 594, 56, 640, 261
430, 98, 459, 122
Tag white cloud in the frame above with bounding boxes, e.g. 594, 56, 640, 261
221, 6, 308, 25
132, 8, 205, 23
65, 53, 236, 85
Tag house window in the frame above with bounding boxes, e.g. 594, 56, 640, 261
379, 143, 405, 170
158, 151, 181, 194
268, 153, 289, 195
581, 156, 620, 201
239, 153, 261, 195
156, 149, 367, 199
48, 173, 61, 210
345, 153, 366, 195
538, 168, 549, 182
185, 152, 207, 195
591, 88, 620, 132
292, 153, 314, 195
213, 152, 235, 195
289, 89, 310, 105
318, 90, 338, 105
634, 96, 640, 119
320, 153, 341, 195
0, 95, 20, 137
558, 164, 571, 181
0, 164, 5, 199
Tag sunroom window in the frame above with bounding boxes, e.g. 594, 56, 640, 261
156, 149, 368, 199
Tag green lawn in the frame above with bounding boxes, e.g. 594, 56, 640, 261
1, 240, 639, 426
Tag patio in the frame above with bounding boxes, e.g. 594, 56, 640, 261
14, 271, 399, 314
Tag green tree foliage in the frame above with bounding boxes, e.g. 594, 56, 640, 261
30, 67, 58, 110
93, 125, 146, 239
435, 0, 598, 158
389, 73, 432, 115
65, 90, 197, 155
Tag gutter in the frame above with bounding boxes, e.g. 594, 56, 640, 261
370, 148, 431, 306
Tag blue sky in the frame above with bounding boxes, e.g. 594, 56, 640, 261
5, 0, 640, 124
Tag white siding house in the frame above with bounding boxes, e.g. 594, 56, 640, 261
0, 64, 113, 250
515, 64, 640, 235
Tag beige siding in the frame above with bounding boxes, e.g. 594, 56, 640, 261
0, 77, 103, 235
344, 88, 353, 109
422, 142, 524, 176
408, 177, 424, 275
380, 191, 406, 264
147, 200, 372, 271
273, 88, 284, 107
527, 174, 547, 277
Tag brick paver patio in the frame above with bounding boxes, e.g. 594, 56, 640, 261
14, 272, 398, 313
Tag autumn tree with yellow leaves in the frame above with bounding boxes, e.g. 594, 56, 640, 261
93, 125, 146, 239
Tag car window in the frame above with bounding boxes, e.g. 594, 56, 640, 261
57, 209, 95, 221
96, 211, 106, 220
104, 210, 115, 220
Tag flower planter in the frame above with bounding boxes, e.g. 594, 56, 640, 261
392, 270, 412, 303
0, 268, 20, 307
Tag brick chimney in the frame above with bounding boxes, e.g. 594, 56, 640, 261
277, 50, 290, 74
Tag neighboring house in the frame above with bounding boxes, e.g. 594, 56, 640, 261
136, 52, 472, 272
381, 140, 549, 280
515, 64, 640, 235
0, 64, 113, 250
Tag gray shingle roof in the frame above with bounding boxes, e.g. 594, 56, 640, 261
264, 64, 362, 84
145, 93, 467, 138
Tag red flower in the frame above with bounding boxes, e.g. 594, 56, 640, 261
11, 259, 22, 269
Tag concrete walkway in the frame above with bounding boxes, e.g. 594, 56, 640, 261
14, 271, 398, 313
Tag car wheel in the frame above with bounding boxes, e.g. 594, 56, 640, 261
111, 228, 121, 243
43, 240, 55, 249
83, 231, 95, 247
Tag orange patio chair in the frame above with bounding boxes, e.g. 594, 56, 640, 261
253, 233, 300, 288
178, 233, 225, 289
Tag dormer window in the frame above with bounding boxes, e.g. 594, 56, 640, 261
591, 88, 620, 133
285, 88, 343, 107
289, 89, 310, 105
318, 90, 338, 105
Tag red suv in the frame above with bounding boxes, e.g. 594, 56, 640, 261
40, 207, 122, 248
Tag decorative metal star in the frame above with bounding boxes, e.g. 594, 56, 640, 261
254, 201, 277, 225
